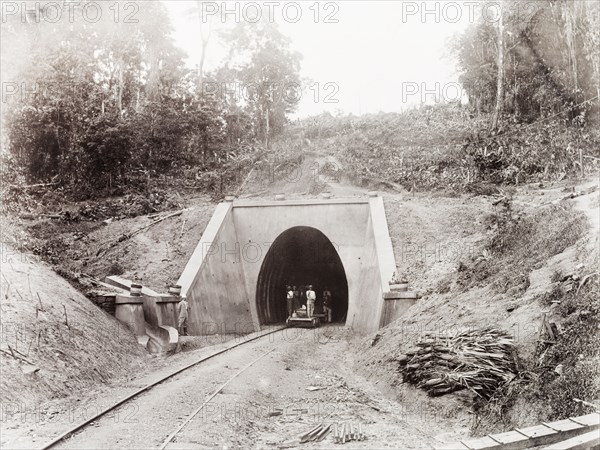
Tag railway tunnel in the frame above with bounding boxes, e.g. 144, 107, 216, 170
177, 196, 401, 335
256, 226, 349, 324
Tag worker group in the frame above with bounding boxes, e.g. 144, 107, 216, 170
286, 285, 333, 322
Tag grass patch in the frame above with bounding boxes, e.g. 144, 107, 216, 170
473, 273, 599, 434
539, 283, 564, 307
458, 204, 588, 295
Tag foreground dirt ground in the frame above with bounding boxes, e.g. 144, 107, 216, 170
4, 328, 469, 450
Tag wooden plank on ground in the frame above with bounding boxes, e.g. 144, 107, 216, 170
454, 414, 600, 450
543, 419, 584, 433
434, 442, 470, 450
488, 430, 528, 445
569, 414, 600, 427
461, 436, 503, 450
542, 430, 600, 450
517, 424, 556, 438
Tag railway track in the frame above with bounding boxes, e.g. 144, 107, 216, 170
39, 326, 286, 450
158, 346, 277, 450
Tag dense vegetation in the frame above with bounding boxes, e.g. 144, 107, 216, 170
1, 2, 301, 199
1, 0, 599, 202
454, 0, 599, 125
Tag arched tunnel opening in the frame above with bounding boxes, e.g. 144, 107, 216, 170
256, 226, 349, 324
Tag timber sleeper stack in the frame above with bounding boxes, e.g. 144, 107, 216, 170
397, 328, 517, 399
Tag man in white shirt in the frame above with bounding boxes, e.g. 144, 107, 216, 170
286, 285, 294, 318
306, 285, 316, 318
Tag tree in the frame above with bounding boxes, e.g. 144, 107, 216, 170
3, 0, 221, 193
491, 1, 504, 131
221, 18, 302, 147
196, 1, 215, 89
452, 0, 599, 126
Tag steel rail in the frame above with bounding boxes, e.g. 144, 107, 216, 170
38, 326, 286, 450
158, 346, 278, 450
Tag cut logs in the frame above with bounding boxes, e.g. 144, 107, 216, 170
299, 423, 331, 443
333, 421, 365, 444
397, 328, 517, 399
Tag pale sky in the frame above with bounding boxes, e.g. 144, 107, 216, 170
164, 1, 472, 117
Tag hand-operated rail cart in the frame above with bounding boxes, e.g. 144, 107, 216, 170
286, 305, 324, 328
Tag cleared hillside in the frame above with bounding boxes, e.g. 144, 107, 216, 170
291, 107, 600, 193
0, 244, 149, 407
358, 180, 599, 434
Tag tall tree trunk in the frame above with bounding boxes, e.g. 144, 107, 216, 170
147, 51, 160, 102
117, 58, 124, 116
491, 3, 504, 132
265, 105, 270, 149
196, 1, 213, 163
196, 1, 212, 92
199, 39, 208, 87
579, 1, 600, 118
512, 54, 518, 116
202, 127, 208, 163
564, 0, 578, 102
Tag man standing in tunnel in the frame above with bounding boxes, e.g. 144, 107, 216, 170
292, 286, 300, 312
286, 285, 294, 318
323, 287, 332, 323
306, 285, 316, 318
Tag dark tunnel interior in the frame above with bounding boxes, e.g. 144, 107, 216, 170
256, 226, 349, 324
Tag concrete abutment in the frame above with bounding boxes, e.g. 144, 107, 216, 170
178, 196, 409, 334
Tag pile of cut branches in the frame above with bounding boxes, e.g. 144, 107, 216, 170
397, 328, 517, 399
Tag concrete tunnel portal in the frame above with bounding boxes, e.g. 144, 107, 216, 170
256, 226, 349, 324
177, 197, 402, 334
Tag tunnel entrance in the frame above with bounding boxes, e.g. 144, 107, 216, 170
256, 226, 349, 324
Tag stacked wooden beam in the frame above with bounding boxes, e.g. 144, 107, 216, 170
299, 424, 331, 443
299, 422, 366, 444
333, 422, 365, 444
397, 328, 517, 399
